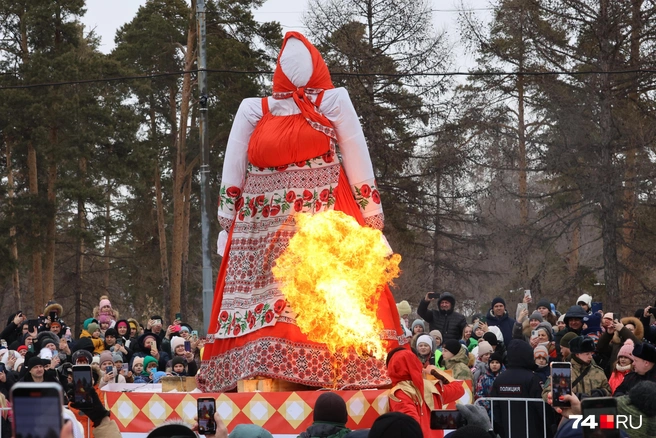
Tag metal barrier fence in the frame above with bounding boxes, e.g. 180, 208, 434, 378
475, 397, 549, 438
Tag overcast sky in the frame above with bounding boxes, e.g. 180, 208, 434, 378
81, 0, 491, 70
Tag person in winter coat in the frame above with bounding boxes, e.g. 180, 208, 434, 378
414, 334, 436, 370
486, 297, 516, 344
553, 305, 587, 356
475, 351, 504, 401
609, 340, 634, 393
471, 341, 494, 384
512, 310, 543, 342
298, 392, 351, 438
442, 340, 472, 382
417, 292, 468, 343
542, 336, 611, 401
535, 298, 558, 327
615, 381, 656, 438
490, 340, 546, 438
130, 333, 170, 371
597, 314, 642, 376
533, 345, 550, 386
614, 341, 656, 396
386, 347, 465, 438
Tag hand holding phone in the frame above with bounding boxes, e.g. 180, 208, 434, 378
427, 292, 439, 300
580, 397, 620, 438
72, 365, 94, 407
551, 362, 572, 408
197, 398, 217, 435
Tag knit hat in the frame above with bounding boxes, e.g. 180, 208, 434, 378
368, 412, 422, 438
99, 298, 112, 309
429, 330, 443, 344
230, 424, 274, 438
534, 345, 549, 359
170, 336, 185, 352
482, 332, 498, 346
632, 342, 656, 364
487, 325, 504, 343
132, 356, 144, 368
411, 319, 425, 331
17, 345, 27, 353
576, 293, 592, 307
143, 355, 158, 370
557, 314, 565, 324
477, 341, 493, 357
146, 423, 196, 438
491, 297, 506, 308
83, 318, 96, 331
536, 322, 553, 341
489, 351, 503, 364
569, 336, 595, 354
563, 305, 588, 323
87, 322, 100, 334
116, 319, 130, 330
98, 314, 111, 324
560, 332, 578, 348
396, 300, 411, 317
171, 356, 186, 368
99, 351, 114, 365
104, 328, 118, 338
179, 324, 191, 334
416, 334, 433, 350
603, 312, 614, 321
618, 340, 634, 362
26, 356, 44, 371
443, 339, 462, 356
535, 299, 551, 310
313, 392, 348, 424
529, 311, 543, 322
112, 352, 123, 363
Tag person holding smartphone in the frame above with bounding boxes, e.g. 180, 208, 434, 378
98, 352, 126, 388
417, 292, 467, 343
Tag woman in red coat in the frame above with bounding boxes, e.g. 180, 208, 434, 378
387, 348, 465, 438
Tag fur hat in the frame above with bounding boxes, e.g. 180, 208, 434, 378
576, 293, 592, 307
44, 301, 63, 317
477, 341, 493, 357
569, 336, 595, 354
618, 340, 634, 361
87, 322, 100, 334
443, 339, 462, 356
632, 342, 656, 364
396, 300, 411, 317
534, 345, 549, 359
491, 297, 506, 308
529, 311, 543, 322
313, 392, 348, 424
170, 336, 185, 352
416, 334, 433, 350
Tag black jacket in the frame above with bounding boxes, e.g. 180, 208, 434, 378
490, 340, 550, 438
416, 292, 467, 343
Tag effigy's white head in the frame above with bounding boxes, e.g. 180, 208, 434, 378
279, 37, 313, 87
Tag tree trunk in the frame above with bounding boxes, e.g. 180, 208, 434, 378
155, 159, 171, 317
27, 142, 43, 314
169, 5, 197, 323
181, 170, 193, 313
432, 171, 441, 292
75, 157, 87, 337
44, 147, 57, 305
104, 184, 111, 291
6, 141, 22, 309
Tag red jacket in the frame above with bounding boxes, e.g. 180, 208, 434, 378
387, 349, 465, 438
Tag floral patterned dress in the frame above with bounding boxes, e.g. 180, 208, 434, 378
196, 32, 405, 392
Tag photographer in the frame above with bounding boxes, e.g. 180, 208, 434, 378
418, 292, 467, 343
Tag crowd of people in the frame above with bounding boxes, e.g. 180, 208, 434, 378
3, 291, 656, 437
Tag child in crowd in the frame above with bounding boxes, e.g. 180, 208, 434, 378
98, 351, 126, 388
114, 352, 133, 383
94, 296, 118, 327
472, 341, 493, 383
534, 345, 550, 386
609, 340, 634, 393
415, 335, 435, 370
169, 356, 188, 377
144, 355, 159, 382
98, 315, 112, 339
82, 322, 105, 355
443, 340, 473, 382
132, 357, 148, 384
429, 330, 443, 350
475, 351, 504, 401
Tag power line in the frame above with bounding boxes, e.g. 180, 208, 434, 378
0, 68, 654, 90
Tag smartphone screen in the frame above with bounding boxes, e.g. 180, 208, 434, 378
12, 382, 63, 438
184, 341, 191, 352
430, 409, 467, 429
122, 363, 129, 372
551, 362, 572, 407
175, 313, 182, 320
198, 398, 217, 434
49, 311, 57, 321
581, 397, 620, 438
72, 365, 93, 407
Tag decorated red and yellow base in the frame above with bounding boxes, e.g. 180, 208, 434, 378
100, 381, 473, 437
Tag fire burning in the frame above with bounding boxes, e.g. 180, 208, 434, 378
272, 210, 401, 360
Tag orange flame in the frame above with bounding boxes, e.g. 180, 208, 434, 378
272, 210, 401, 360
